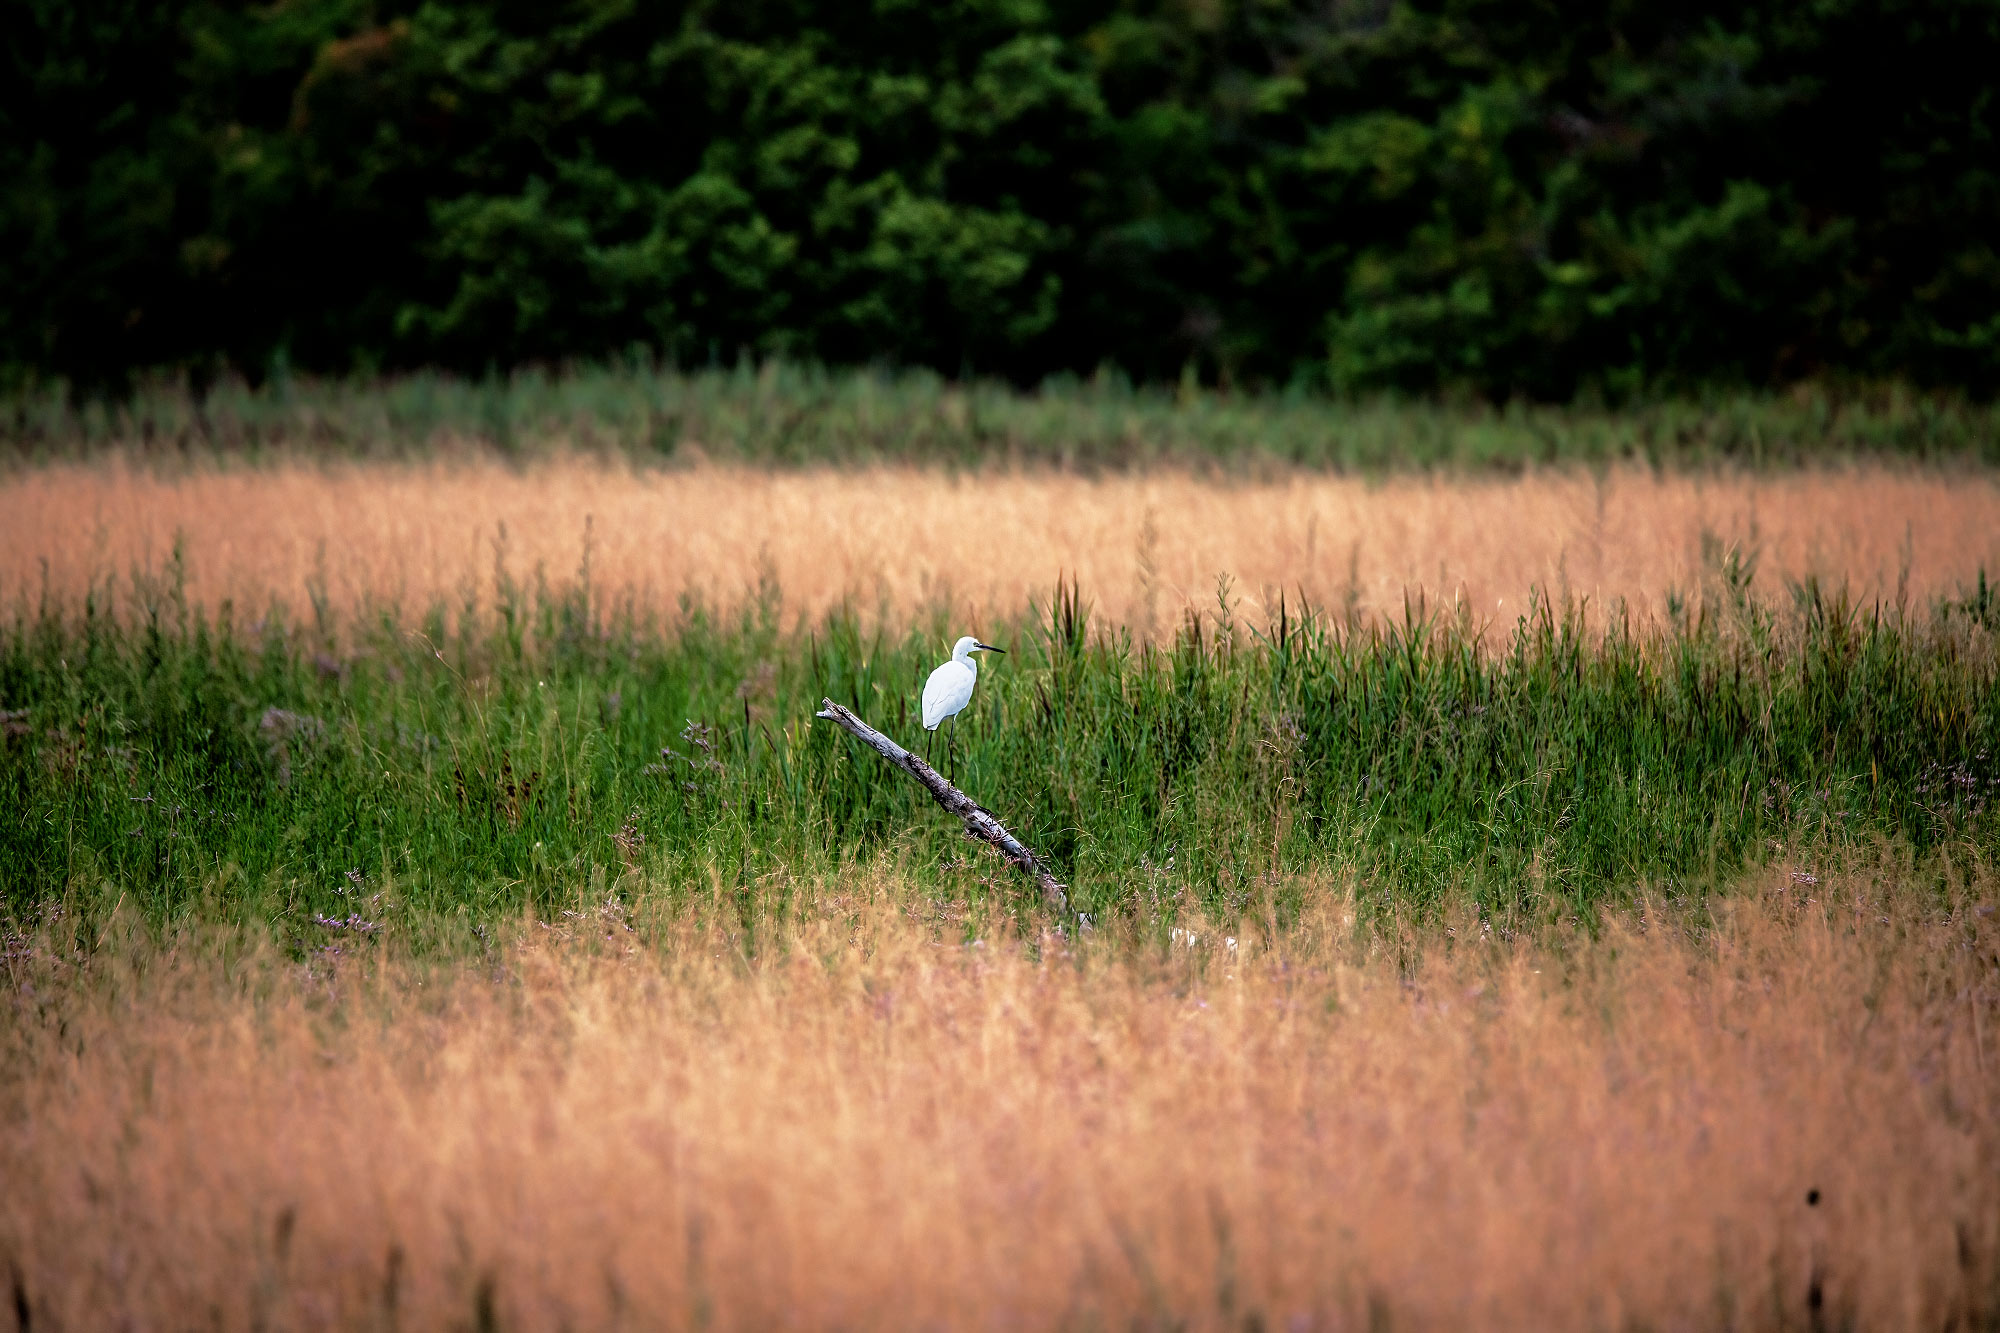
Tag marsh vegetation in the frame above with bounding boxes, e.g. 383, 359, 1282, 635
3, 397, 1998, 1327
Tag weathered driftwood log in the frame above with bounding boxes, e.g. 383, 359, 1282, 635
813, 697, 1069, 912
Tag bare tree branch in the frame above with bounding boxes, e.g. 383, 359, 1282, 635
813, 698, 1069, 913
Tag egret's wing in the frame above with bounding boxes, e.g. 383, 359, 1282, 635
922, 661, 974, 730
921, 662, 954, 730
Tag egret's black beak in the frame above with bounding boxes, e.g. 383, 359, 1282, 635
977, 642, 1006, 654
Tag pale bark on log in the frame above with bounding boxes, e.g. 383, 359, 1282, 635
813, 698, 1069, 912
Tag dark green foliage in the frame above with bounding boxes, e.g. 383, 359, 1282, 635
3, 561, 1994, 930
5, 1, 1998, 396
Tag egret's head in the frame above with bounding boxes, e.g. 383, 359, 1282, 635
953, 635, 1005, 659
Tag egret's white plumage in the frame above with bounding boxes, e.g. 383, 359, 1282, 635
923, 635, 1001, 730
921, 635, 1003, 780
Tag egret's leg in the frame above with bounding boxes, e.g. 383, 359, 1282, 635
949, 713, 959, 784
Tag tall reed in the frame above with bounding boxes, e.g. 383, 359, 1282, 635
3, 561, 1993, 928
9, 362, 1999, 468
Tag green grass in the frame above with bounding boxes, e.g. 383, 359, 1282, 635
7, 361, 2000, 470
4, 554, 1996, 941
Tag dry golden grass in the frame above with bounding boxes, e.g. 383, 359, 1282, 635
3, 458, 1996, 633
4, 865, 1996, 1330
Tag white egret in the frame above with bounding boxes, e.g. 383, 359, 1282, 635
922, 635, 1004, 782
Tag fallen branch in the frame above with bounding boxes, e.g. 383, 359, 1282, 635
813, 698, 1069, 913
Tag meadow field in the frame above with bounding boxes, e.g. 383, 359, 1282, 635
3, 383, 1999, 1328
6, 458, 2000, 643
6, 870, 1997, 1329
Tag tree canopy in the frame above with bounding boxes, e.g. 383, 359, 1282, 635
7, 0, 1998, 396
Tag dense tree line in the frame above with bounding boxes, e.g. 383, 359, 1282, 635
6, 0, 1999, 396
